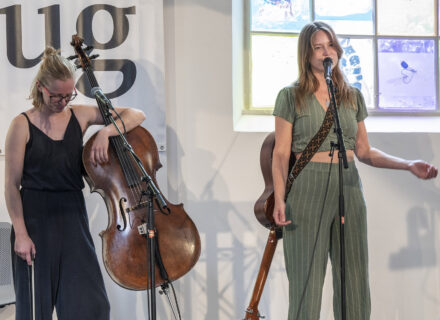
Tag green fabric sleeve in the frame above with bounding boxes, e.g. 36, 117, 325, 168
355, 88, 368, 122
272, 86, 295, 124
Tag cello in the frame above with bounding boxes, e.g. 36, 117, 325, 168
70, 35, 201, 290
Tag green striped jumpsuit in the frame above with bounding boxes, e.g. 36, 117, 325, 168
273, 86, 370, 320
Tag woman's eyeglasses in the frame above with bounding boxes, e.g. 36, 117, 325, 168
42, 86, 78, 104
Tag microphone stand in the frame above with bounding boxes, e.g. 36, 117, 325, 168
325, 77, 348, 320
100, 101, 167, 320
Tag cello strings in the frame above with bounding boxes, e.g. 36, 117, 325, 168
104, 103, 156, 209
108, 124, 143, 206
104, 112, 148, 214
84, 71, 142, 220
105, 107, 143, 204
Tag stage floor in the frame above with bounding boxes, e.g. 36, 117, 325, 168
0, 305, 58, 320
0, 305, 14, 320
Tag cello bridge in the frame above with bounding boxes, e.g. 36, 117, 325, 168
126, 201, 149, 213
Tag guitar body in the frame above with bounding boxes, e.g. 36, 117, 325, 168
254, 132, 296, 230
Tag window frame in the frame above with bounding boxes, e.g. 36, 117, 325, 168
244, 0, 440, 117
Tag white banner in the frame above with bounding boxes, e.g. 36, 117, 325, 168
0, 0, 166, 153
0, 1, 168, 318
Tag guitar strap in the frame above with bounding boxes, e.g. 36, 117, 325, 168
284, 102, 334, 200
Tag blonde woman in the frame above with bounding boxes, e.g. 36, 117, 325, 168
5, 47, 145, 320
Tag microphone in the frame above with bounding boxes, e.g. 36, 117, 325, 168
323, 57, 333, 83
91, 87, 112, 107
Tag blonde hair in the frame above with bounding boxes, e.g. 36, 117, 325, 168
294, 21, 355, 111
29, 47, 76, 110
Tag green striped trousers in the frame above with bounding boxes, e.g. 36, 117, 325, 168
283, 161, 371, 320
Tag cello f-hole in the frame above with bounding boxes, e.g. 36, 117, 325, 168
118, 197, 128, 231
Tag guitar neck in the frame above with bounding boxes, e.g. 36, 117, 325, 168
244, 227, 281, 319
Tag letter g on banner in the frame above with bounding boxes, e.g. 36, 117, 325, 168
76, 4, 137, 99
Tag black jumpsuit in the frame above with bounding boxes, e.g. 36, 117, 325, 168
11, 109, 110, 320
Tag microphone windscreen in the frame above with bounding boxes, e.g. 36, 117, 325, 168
323, 57, 333, 65
90, 87, 100, 96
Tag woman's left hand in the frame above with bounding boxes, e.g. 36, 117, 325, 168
90, 127, 110, 166
409, 160, 438, 179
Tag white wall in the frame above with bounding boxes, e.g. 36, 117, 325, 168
1, 1, 439, 319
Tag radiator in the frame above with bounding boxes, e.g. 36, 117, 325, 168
0, 222, 15, 306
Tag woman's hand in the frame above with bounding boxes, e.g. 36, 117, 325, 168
408, 161, 438, 179
273, 199, 292, 226
14, 234, 36, 266
90, 127, 111, 166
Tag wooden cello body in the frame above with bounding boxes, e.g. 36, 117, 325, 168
71, 35, 201, 290
83, 127, 201, 290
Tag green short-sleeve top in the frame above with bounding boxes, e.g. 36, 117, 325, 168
272, 85, 368, 153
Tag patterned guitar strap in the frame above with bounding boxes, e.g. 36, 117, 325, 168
284, 106, 334, 201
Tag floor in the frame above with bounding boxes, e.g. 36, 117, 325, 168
0, 305, 58, 320
0, 304, 14, 320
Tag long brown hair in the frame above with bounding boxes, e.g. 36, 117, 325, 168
29, 47, 76, 110
294, 21, 355, 111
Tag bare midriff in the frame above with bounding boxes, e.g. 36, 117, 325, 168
295, 150, 355, 163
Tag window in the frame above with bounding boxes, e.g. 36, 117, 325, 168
246, 0, 439, 115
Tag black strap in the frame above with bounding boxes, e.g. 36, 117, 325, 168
284, 103, 334, 200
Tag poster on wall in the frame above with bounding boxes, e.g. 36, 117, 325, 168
0, 0, 166, 154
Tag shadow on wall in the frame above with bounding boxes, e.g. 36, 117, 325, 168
374, 133, 440, 271
166, 126, 286, 320
389, 206, 436, 269
364, 132, 440, 319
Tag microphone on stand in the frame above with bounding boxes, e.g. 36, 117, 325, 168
91, 87, 113, 109
323, 57, 333, 83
